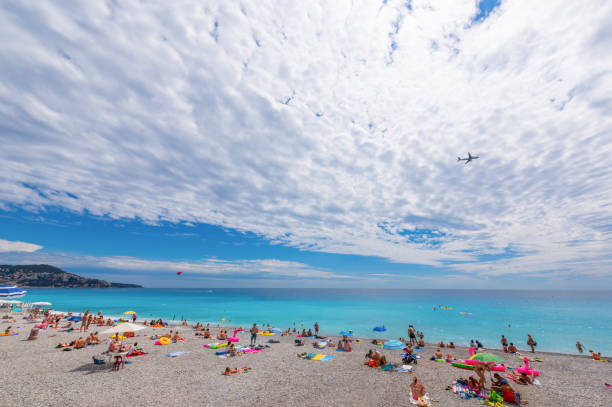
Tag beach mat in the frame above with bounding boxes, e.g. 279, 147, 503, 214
0, 333, 18, 336
126, 353, 148, 358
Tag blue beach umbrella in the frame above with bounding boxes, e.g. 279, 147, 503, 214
382, 340, 404, 350
373, 326, 387, 332
270, 327, 282, 334
0, 284, 26, 299
339, 330, 353, 336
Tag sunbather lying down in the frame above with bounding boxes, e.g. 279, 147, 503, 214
222, 366, 251, 375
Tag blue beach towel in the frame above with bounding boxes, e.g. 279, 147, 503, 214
165, 351, 189, 357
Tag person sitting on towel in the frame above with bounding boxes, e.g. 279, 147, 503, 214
172, 332, 185, 342
446, 353, 454, 362
126, 342, 143, 356
328, 339, 335, 347
500, 379, 525, 405
434, 348, 443, 359
107, 338, 121, 353
491, 373, 504, 391
410, 376, 426, 400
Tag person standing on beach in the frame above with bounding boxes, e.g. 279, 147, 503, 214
314, 322, 319, 336
408, 325, 416, 346
250, 323, 259, 346
527, 334, 536, 353
501, 335, 508, 347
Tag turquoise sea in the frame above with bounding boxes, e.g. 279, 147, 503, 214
20, 288, 612, 355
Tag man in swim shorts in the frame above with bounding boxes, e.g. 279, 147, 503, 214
408, 325, 416, 346
250, 323, 258, 346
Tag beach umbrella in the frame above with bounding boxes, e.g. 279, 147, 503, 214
68, 316, 82, 322
123, 311, 136, 315
0, 284, 26, 299
270, 327, 283, 334
0, 299, 22, 304
382, 339, 404, 350
470, 353, 504, 363
373, 326, 387, 332
32, 301, 52, 306
101, 323, 146, 335
339, 330, 353, 336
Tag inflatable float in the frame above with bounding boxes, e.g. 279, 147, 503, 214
516, 357, 539, 376
227, 328, 242, 343
452, 362, 474, 370
155, 337, 171, 346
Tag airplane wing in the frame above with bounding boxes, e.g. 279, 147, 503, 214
464, 159, 470, 165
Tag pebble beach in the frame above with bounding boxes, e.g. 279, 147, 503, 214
1, 318, 611, 407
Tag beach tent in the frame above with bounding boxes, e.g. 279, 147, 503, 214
101, 323, 146, 335
339, 330, 353, 336
382, 340, 404, 350
270, 327, 283, 334
373, 326, 387, 332
0, 284, 26, 299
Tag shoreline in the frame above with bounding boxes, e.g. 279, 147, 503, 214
19, 306, 607, 358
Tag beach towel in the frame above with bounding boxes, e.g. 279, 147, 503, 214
165, 351, 189, 358
311, 354, 334, 361
0, 333, 18, 336
125, 352, 148, 358
409, 392, 430, 405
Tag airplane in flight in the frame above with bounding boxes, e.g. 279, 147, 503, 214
457, 152, 479, 164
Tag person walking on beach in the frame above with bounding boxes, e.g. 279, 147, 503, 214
576, 341, 583, 353
527, 334, 536, 353
250, 323, 259, 346
314, 322, 319, 336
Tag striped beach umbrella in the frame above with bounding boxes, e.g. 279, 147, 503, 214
0, 284, 26, 299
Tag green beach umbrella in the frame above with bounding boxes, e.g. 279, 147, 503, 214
470, 353, 504, 363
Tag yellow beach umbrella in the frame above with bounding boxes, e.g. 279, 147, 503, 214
123, 311, 136, 315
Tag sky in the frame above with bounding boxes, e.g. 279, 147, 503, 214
0, 0, 611, 289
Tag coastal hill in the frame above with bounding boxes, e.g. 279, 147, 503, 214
0, 264, 142, 288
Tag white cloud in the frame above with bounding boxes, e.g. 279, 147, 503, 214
0, 1, 611, 279
0, 251, 352, 280
0, 238, 42, 253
